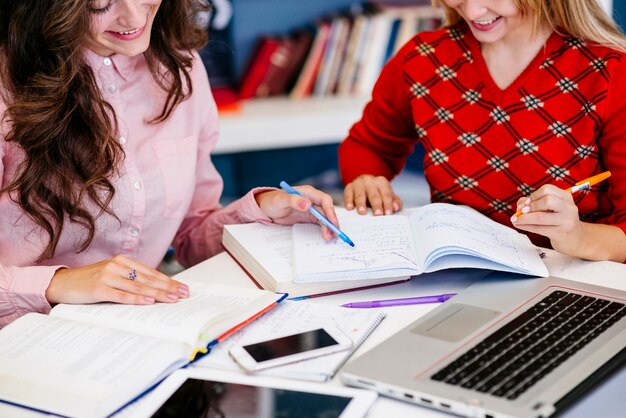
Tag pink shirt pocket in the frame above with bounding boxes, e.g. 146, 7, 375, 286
152, 135, 198, 219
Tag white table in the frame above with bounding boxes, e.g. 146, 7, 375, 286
2, 250, 624, 418
171, 250, 626, 418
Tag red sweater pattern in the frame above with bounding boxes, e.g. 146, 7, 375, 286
339, 25, 626, 246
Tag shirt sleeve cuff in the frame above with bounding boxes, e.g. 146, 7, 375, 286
236, 187, 275, 224
10, 265, 65, 316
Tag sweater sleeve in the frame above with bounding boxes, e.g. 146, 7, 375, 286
598, 53, 626, 235
338, 43, 419, 185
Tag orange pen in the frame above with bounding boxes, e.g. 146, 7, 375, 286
513, 171, 611, 217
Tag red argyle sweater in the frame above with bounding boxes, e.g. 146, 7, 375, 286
339, 25, 626, 247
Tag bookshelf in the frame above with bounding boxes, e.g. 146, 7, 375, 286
215, 95, 368, 154
207, 1, 439, 197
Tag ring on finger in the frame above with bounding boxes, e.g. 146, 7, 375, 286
127, 269, 137, 281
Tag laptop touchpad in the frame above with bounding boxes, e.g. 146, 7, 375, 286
411, 303, 500, 342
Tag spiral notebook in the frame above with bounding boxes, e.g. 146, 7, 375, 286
194, 300, 386, 381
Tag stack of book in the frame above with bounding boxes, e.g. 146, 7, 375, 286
238, 3, 443, 101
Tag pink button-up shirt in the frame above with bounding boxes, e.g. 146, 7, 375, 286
0, 50, 271, 327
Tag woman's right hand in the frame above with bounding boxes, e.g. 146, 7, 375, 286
344, 174, 403, 215
45, 255, 189, 305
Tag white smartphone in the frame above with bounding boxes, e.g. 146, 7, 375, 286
229, 326, 352, 372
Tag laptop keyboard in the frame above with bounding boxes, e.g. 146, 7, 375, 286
431, 290, 626, 400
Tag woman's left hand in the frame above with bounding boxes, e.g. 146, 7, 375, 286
255, 186, 338, 241
510, 184, 584, 255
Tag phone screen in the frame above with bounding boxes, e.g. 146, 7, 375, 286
242, 328, 338, 362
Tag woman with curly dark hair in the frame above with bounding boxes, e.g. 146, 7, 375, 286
0, 0, 338, 327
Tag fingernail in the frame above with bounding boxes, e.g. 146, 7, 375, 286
374, 209, 382, 216
298, 199, 308, 210
393, 203, 399, 211
385, 209, 392, 215
524, 198, 531, 205
522, 206, 530, 214
144, 296, 155, 303
346, 203, 354, 210
167, 293, 179, 301
179, 287, 189, 296
358, 206, 366, 214
510, 215, 518, 223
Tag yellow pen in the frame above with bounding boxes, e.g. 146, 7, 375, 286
513, 171, 611, 217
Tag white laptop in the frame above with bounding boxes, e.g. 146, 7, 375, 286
341, 274, 626, 418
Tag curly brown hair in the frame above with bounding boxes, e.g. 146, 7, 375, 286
0, 0, 209, 261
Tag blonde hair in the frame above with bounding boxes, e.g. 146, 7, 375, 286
432, 0, 626, 52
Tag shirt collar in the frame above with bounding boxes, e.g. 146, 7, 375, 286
83, 49, 140, 81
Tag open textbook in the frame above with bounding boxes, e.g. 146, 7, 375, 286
293, 203, 549, 282
195, 300, 386, 381
0, 283, 284, 418
223, 220, 410, 298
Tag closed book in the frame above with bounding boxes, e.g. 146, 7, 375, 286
255, 31, 314, 97
238, 37, 281, 100
290, 21, 332, 99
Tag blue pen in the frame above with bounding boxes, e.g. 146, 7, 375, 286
279, 181, 355, 247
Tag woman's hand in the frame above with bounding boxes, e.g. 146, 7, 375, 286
344, 174, 402, 215
45, 255, 190, 305
255, 185, 338, 241
510, 184, 584, 256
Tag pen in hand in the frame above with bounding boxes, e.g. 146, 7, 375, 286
279, 181, 355, 247
513, 171, 611, 217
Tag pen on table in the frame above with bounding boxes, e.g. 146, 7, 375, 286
513, 171, 611, 217
341, 293, 457, 309
279, 180, 355, 247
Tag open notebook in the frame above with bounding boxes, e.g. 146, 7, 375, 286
195, 300, 386, 381
293, 203, 549, 283
223, 218, 409, 298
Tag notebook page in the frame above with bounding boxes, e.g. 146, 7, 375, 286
194, 301, 386, 381
409, 203, 549, 276
292, 215, 419, 282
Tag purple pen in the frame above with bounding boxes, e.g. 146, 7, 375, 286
341, 293, 457, 309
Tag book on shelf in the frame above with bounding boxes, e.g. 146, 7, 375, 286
238, 36, 282, 100
290, 20, 332, 99
195, 300, 386, 382
0, 283, 285, 418
292, 203, 549, 284
313, 15, 352, 97
222, 217, 410, 299
335, 13, 370, 96
254, 31, 314, 98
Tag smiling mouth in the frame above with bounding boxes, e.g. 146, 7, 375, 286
473, 16, 502, 26
114, 28, 140, 35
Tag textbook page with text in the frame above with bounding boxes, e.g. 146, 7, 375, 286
0, 283, 284, 418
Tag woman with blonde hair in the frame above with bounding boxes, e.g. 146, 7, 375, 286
340, 0, 626, 262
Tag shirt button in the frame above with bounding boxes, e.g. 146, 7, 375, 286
130, 228, 139, 237
133, 181, 142, 190
107, 84, 117, 93
119, 136, 127, 145
103, 57, 112, 66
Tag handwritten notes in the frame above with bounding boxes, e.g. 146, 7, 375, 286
293, 216, 419, 282
292, 203, 549, 283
